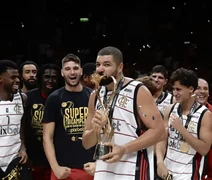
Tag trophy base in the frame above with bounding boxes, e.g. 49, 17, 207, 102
94, 143, 111, 160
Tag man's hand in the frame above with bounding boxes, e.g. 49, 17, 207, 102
91, 110, 107, 130
170, 114, 184, 132
18, 149, 28, 164
53, 166, 71, 179
100, 142, 125, 163
157, 162, 169, 179
84, 162, 96, 176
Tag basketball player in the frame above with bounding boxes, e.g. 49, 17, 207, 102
156, 68, 212, 180
195, 78, 212, 180
43, 54, 94, 180
82, 46, 165, 180
150, 65, 175, 179
0, 60, 30, 179
19, 61, 38, 93
150, 65, 175, 115
25, 64, 62, 180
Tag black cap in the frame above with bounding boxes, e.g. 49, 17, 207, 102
82, 63, 96, 76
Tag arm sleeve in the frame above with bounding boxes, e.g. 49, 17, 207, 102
43, 93, 58, 123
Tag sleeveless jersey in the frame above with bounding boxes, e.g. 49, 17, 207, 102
203, 103, 212, 179
94, 80, 154, 180
156, 91, 173, 115
165, 103, 208, 180
0, 92, 24, 171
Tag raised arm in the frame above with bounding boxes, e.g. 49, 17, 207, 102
172, 110, 212, 156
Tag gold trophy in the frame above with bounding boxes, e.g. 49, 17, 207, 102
91, 73, 117, 160
2, 165, 21, 180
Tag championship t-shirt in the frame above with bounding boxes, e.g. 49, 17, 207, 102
25, 88, 49, 166
43, 86, 95, 168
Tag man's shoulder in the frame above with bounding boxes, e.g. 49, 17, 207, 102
83, 86, 93, 94
50, 87, 65, 96
206, 102, 212, 112
25, 88, 40, 95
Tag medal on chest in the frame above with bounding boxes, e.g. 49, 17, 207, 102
180, 142, 190, 153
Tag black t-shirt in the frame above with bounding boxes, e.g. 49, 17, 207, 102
25, 88, 49, 166
43, 86, 95, 168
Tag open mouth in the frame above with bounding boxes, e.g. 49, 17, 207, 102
69, 77, 77, 82
197, 95, 205, 99
12, 85, 19, 90
46, 84, 54, 89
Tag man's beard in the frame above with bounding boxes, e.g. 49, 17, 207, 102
99, 70, 118, 86
23, 79, 38, 90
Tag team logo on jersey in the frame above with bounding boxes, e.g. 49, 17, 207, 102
14, 103, 22, 114
187, 122, 196, 133
118, 96, 129, 108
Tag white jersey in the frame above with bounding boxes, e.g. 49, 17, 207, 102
156, 91, 173, 115
0, 92, 24, 171
94, 79, 154, 180
165, 103, 208, 180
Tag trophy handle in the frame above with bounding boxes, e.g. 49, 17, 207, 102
91, 75, 117, 144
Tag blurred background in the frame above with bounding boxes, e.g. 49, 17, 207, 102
0, 1, 212, 84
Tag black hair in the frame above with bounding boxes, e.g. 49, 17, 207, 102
97, 46, 123, 65
170, 68, 198, 91
0, 60, 17, 75
150, 65, 168, 79
61, 54, 81, 67
37, 63, 63, 87
18, 61, 39, 77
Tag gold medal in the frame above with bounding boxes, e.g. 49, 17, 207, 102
180, 142, 190, 153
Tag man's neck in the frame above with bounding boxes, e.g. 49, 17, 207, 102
0, 90, 13, 101
65, 83, 83, 92
180, 96, 196, 115
21, 86, 28, 93
153, 89, 164, 101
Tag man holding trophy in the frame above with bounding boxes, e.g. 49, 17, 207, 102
82, 46, 165, 180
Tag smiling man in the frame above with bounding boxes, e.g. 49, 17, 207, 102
25, 63, 62, 180
0, 60, 29, 179
156, 68, 212, 180
150, 65, 175, 115
195, 78, 212, 180
43, 54, 95, 180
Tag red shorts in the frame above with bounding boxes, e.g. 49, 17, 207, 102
32, 166, 51, 180
51, 168, 93, 180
